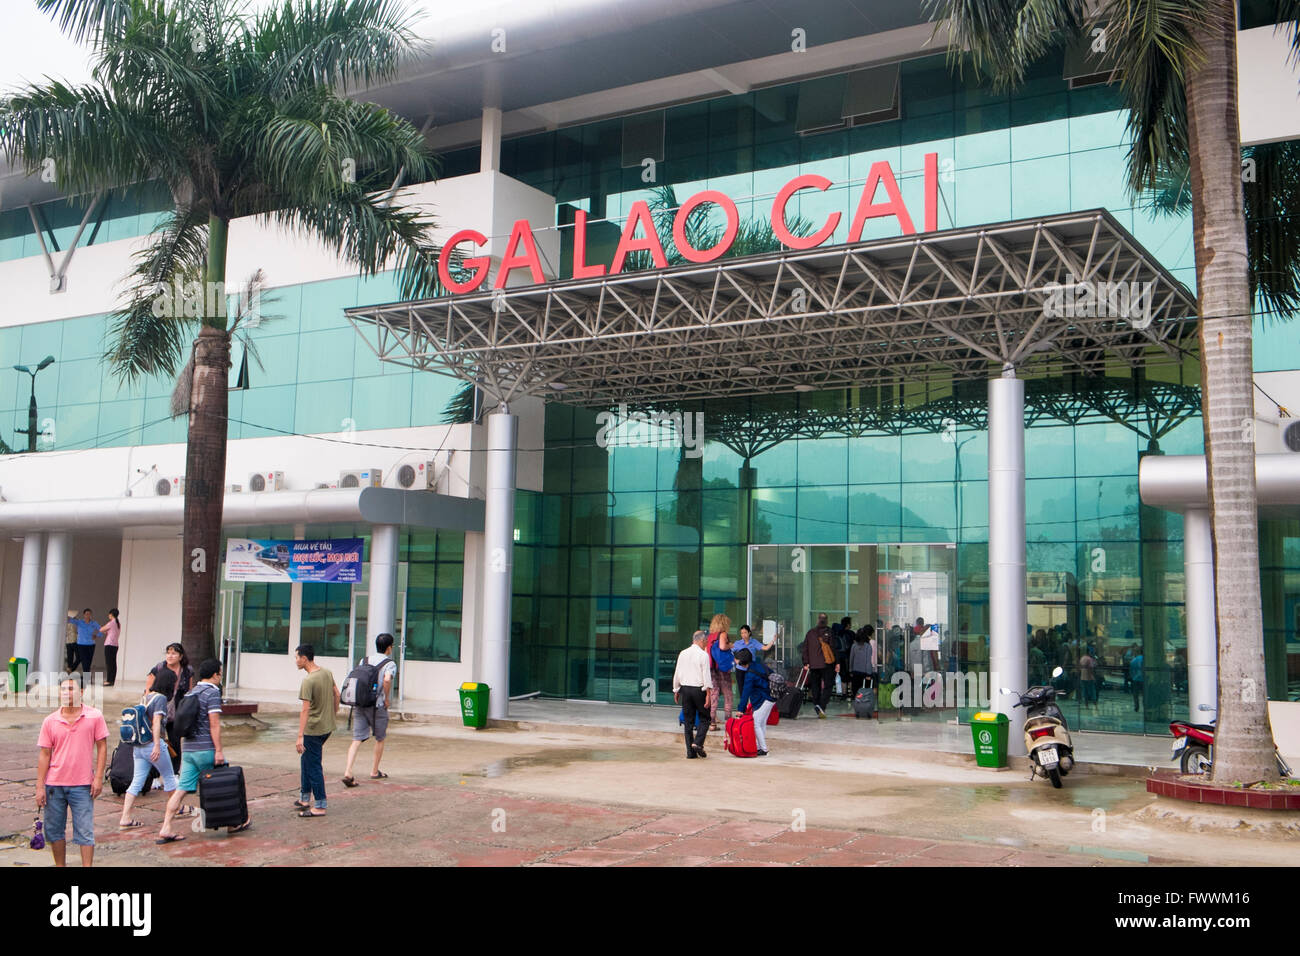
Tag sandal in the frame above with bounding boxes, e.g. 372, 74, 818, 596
155, 834, 186, 845
119, 820, 144, 830
228, 819, 252, 834
298, 810, 326, 818
176, 805, 197, 818
341, 776, 357, 788
369, 771, 388, 779
292, 800, 311, 810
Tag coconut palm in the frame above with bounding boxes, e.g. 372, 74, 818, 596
1, 0, 443, 664
927, 0, 1300, 782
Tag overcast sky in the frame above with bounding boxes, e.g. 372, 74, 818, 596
0, 0, 598, 93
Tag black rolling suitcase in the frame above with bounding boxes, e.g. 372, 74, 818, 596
776, 666, 808, 719
108, 743, 134, 795
197, 762, 248, 829
853, 682, 877, 718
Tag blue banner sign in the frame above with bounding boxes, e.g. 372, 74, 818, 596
224, 538, 364, 583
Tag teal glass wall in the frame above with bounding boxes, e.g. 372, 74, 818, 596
1, 270, 461, 452
511, 365, 1224, 735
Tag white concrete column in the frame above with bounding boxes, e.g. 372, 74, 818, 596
37, 532, 72, 675
480, 108, 503, 174
367, 524, 399, 647
988, 370, 1028, 754
481, 408, 518, 718
13, 533, 45, 670
1183, 508, 1218, 721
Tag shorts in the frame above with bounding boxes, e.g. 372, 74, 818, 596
178, 749, 216, 792
44, 784, 95, 846
129, 745, 178, 795
353, 706, 389, 742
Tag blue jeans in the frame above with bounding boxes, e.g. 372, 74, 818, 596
129, 745, 178, 795
300, 733, 330, 809
44, 784, 94, 846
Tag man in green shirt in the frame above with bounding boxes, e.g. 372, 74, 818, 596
294, 645, 339, 818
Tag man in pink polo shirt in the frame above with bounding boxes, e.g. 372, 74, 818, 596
36, 677, 109, 867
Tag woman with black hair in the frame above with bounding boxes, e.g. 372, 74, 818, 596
146, 643, 193, 774
99, 608, 122, 686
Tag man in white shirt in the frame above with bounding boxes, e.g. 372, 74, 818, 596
672, 630, 714, 759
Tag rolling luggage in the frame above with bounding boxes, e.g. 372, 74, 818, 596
853, 683, 877, 718
108, 742, 134, 795
197, 762, 248, 830
776, 665, 808, 719
725, 712, 759, 757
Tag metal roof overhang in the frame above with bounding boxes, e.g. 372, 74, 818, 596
347, 209, 1199, 408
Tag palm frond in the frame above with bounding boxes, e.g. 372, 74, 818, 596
924, 0, 1088, 90
441, 382, 478, 424
35, 0, 138, 48
249, 0, 423, 96
0, 80, 172, 194
1245, 139, 1300, 321
107, 203, 208, 383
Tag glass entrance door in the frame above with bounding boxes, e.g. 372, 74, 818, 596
348, 564, 407, 708
748, 544, 959, 716
217, 575, 244, 691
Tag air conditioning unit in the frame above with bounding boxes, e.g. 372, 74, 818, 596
339, 468, 382, 489
226, 483, 243, 494
247, 471, 284, 492
1284, 420, 1300, 452
155, 476, 185, 496
396, 460, 436, 490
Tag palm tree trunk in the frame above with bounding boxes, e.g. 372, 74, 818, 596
180, 216, 231, 665
1185, 0, 1278, 783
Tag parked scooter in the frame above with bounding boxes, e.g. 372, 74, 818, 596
1169, 704, 1294, 776
1000, 666, 1075, 788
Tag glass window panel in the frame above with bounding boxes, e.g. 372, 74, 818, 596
751, 488, 797, 543
1027, 478, 1076, 541
1025, 426, 1075, 478
571, 493, 611, 546
849, 484, 902, 543
655, 549, 699, 600
611, 491, 658, 545
1074, 422, 1139, 476
700, 546, 746, 601
849, 434, 901, 483
610, 444, 661, 492
569, 547, 606, 596
900, 482, 956, 541
749, 439, 798, 487
796, 485, 848, 543
701, 488, 744, 545
608, 547, 655, 598
570, 444, 611, 493
1075, 476, 1139, 540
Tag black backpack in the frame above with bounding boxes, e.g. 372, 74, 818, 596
341, 657, 383, 709
172, 687, 205, 739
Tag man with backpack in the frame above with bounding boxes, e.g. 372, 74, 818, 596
157, 659, 250, 843
341, 633, 398, 787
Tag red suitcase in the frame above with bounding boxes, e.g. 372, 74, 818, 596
725, 712, 759, 757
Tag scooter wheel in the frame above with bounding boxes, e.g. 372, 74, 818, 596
1048, 766, 1063, 788
1180, 745, 1211, 775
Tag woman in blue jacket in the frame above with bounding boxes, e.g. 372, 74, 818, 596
734, 649, 774, 756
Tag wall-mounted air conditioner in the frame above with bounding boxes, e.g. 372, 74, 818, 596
339, 469, 381, 488
1284, 420, 1300, 452
247, 471, 284, 492
396, 461, 436, 490
155, 476, 185, 496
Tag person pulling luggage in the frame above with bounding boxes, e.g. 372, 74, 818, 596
734, 649, 775, 756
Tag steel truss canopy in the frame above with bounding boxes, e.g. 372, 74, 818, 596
347, 210, 1199, 407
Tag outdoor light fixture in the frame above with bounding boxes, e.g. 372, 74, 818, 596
738, 365, 761, 375
794, 383, 816, 393
548, 381, 569, 391
12, 355, 56, 453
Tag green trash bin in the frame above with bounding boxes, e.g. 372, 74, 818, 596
970, 710, 1009, 768
458, 682, 489, 729
7, 657, 27, 694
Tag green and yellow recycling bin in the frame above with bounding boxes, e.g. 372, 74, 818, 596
8, 657, 28, 694
970, 710, 1009, 768
458, 682, 489, 729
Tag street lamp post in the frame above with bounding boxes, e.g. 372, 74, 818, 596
13, 356, 55, 453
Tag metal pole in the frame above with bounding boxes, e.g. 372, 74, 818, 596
37, 532, 72, 675
482, 408, 518, 719
1183, 508, 1217, 721
988, 369, 1028, 754
26, 376, 37, 453
367, 524, 399, 651
13, 533, 45, 668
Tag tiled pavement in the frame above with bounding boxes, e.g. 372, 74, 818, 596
0, 746, 1129, 867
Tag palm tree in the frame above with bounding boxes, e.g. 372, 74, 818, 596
927, 0, 1300, 782
2, 0, 444, 664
